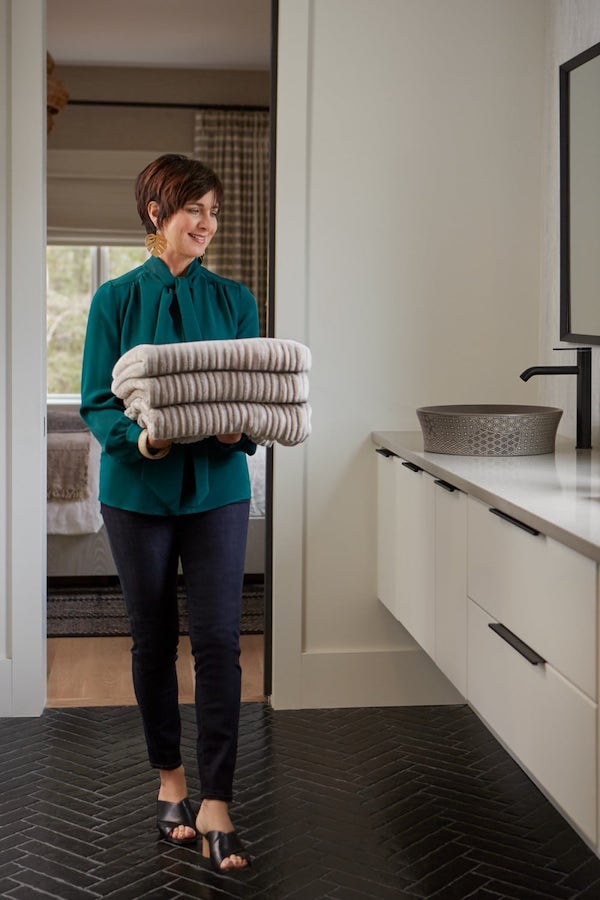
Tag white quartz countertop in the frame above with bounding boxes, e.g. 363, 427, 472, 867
372, 431, 600, 563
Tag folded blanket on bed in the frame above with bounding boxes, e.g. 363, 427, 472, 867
114, 369, 310, 411
112, 337, 311, 386
47, 432, 91, 501
47, 434, 103, 534
135, 401, 311, 447
47, 409, 88, 433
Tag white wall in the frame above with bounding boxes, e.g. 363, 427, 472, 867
272, 0, 547, 708
540, 0, 600, 444
0, 0, 47, 715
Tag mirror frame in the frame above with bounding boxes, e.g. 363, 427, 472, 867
559, 39, 600, 344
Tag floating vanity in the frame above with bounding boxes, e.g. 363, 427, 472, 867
372, 430, 600, 852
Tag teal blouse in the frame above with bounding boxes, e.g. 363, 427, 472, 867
80, 256, 260, 516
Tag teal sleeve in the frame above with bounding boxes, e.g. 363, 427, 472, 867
80, 282, 143, 464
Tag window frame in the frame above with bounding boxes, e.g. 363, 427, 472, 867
46, 230, 144, 405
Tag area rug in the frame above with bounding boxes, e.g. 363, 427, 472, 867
47, 582, 264, 638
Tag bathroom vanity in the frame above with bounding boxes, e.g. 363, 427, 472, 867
372, 430, 600, 851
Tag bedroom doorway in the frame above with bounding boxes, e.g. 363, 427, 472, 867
45, 0, 275, 705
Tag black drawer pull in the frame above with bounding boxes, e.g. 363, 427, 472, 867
402, 461, 422, 473
489, 507, 540, 536
488, 623, 546, 666
434, 479, 456, 493
375, 447, 397, 458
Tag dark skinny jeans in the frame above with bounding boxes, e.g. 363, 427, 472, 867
101, 500, 250, 802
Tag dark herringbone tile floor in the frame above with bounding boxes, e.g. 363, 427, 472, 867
1, 703, 600, 898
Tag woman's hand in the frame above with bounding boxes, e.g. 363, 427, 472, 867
138, 429, 172, 459
216, 433, 242, 444
147, 435, 173, 450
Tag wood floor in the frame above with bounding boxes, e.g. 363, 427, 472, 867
46, 634, 265, 707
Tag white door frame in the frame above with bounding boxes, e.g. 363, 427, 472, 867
1, 0, 312, 716
0, 0, 47, 716
269, 0, 310, 709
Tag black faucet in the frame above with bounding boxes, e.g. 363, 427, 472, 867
520, 347, 592, 450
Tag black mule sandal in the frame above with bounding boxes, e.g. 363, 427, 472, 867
156, 797, 198, 846
201, 830, 252, 872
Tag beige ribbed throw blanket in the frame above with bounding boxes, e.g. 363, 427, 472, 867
112, 337, 311, 385
113, 337, 312, 447
115, 370, 310, 412
137, 402, 311, 447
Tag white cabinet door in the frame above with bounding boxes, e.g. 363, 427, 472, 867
468, 598, 597, 844
376, 453, 435, 656
376, 449, 401, 616
468, 496, 597, 700
396, 461, 435, 656
434, 480, 467, 696
376, 452, 466, 670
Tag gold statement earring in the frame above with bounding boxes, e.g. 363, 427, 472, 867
145, 232, 167, 257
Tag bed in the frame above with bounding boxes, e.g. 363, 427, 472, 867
46, 409, 266, 578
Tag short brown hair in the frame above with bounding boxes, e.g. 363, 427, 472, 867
135, 154, 225, 234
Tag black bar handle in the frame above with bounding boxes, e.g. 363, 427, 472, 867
488, 623, 546, 666
402, 461, 422, 473
434, 479, 456, 493
375, 447, 397, 458
489, 507, 540, 536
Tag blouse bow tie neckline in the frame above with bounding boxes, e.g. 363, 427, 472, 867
140, 256, 209, 509
146, 256, 205, 344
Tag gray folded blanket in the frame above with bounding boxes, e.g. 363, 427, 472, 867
112, 337, 311, 386
113, 337, 312, 447
115, 370, 310, 411
47, 432, 91, 501
137, 402, 312, 447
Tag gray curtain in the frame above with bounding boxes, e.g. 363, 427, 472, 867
193, 109, 269, 335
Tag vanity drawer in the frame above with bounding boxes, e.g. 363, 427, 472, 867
467, 496, 597, 699
467, 598, 597, 844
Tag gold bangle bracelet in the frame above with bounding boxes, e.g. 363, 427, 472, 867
138, 428, 171, 460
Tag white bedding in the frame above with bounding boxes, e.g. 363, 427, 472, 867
249, 444, 266, 518
47, 433, 103, 535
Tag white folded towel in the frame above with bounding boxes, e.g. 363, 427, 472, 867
135, 401, 312, 447
115, 370, 310, 411
112, 337, 311, 386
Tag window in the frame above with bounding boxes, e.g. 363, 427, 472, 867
46, 245, 147, 396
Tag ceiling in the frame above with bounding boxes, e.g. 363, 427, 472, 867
46, 0, 271, 70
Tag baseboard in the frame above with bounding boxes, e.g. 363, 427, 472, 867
0, 660, 13, 716
271, 646, 465, 709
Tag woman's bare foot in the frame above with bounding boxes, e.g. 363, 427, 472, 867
158, 765, 196, 842
196, 799, 249, 870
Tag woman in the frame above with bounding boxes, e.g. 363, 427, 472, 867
80, 154, 258, 872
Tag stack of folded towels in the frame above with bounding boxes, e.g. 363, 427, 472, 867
111, 337, 311, 446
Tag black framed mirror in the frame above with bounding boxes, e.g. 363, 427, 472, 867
560, 40, 600, 344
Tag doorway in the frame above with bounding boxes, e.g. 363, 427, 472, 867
45, 0, 274, 706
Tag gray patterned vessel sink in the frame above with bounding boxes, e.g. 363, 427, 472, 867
416, 405, 563, 457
